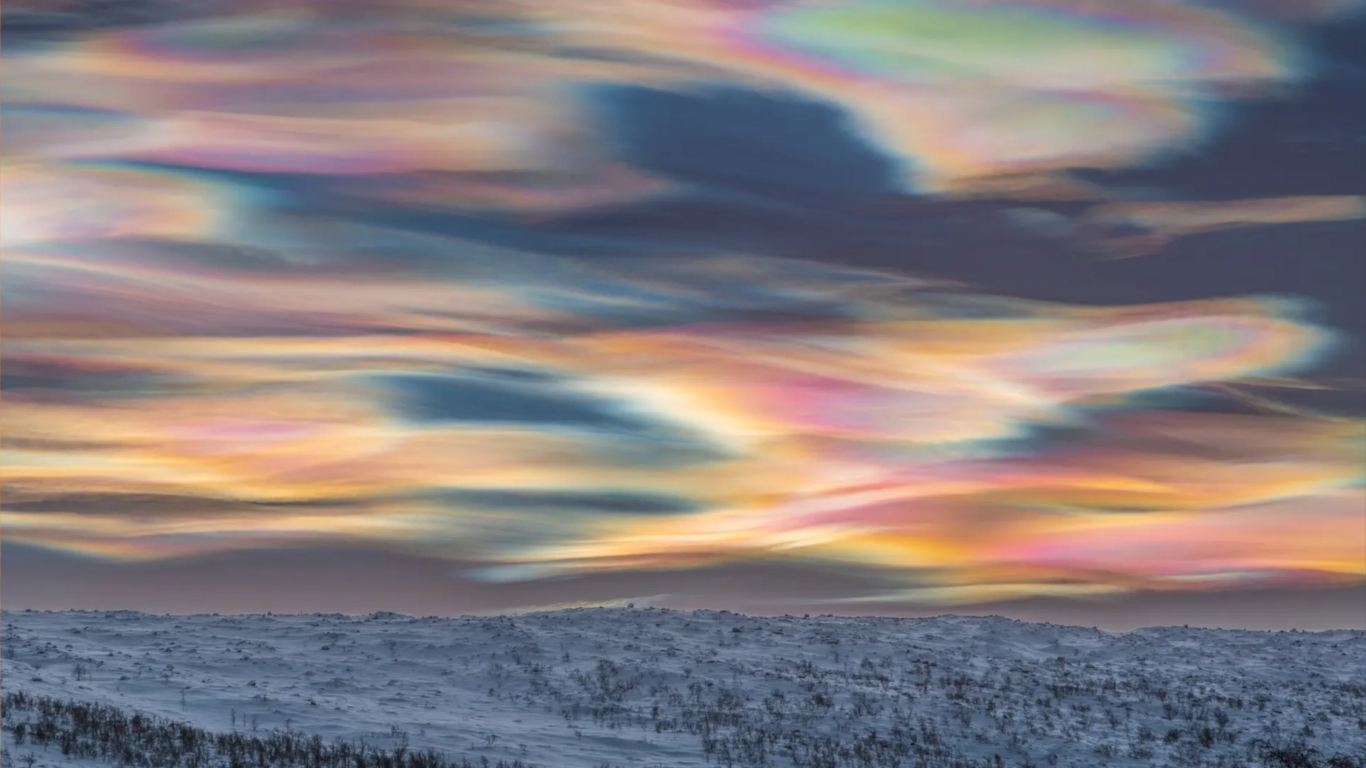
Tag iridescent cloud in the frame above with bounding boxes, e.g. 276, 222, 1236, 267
1078, 196, 1366, 258
4, 236, 1360, 598
3, 0, 1362, 607
7, 0, 1354, 194
532, 0, 1306, 190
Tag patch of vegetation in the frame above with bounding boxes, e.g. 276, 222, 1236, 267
1, 691, 536, 768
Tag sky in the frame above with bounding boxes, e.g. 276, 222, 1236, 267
2, 0, 1364, 630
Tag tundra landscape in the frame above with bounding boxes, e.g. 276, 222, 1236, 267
3, 609, 1364, 768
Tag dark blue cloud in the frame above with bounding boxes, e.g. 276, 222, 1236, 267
380, 374, 655, 432
0, 360, 189, 400
1, 0, 168, 52
594, 84, 904, 200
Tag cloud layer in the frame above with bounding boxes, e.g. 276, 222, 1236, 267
3, 0, 1363, 609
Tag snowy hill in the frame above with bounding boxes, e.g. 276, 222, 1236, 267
2, 608, 1363, 768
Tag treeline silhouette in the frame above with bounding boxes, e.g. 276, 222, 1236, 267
1, 691, 546, 768
6, 687, 1362, 768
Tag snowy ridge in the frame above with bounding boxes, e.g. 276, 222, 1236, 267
2, 608, 1363, 767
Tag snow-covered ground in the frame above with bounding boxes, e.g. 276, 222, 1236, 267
2, 608, 1363, 768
